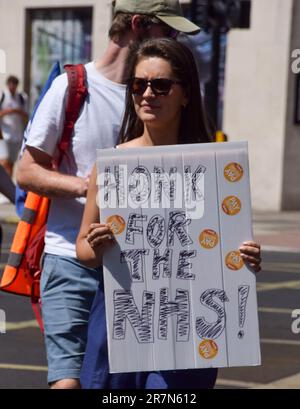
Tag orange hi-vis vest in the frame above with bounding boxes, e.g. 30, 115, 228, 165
0, 64, 88, 311
0, 193, 49, 298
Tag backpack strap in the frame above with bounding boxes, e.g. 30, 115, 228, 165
19, 93, 25, 107
0, 92, 25, 110
31, 65, 87, 333
0, 92, 4, 110
57, 64, 88, 161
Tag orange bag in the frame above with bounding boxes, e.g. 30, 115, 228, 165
0, 64, 88, 330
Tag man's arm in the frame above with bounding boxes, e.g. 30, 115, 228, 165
0, 107, 15, 119
12, 108, 29, 121
17, 146, 89, 199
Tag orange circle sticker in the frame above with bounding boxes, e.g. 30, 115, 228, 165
222, 196, 242, 216
198, 339, 218, 360
225, 251, 244, 270
199, 229, 219, 249
106, 215, 126, 235
224, 163, 244, 182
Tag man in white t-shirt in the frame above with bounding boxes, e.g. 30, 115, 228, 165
17, 0, 201, 389
0, 75, 28, 176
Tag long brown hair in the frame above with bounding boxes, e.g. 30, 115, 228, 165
119, 38, 212, 144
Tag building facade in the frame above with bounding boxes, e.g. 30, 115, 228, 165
0, 0, 113, 109
223, 0, 300, 211
0, 0, 299, 211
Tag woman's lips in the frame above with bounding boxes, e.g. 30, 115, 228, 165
141, 104, 160, 110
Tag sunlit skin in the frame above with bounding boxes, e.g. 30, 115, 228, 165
7, 81, 18, 96
128, 56, 188, 147
0, 80, 28, 177
76, 56, 262, 274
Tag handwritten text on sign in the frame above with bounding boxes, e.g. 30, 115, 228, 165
97, 142, 261, 373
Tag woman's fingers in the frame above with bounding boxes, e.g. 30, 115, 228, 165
87, 223, 108, 235
86, 224, 115, 249
239, 241, 262, 273
88, 234, 115, 249
239, 241, 261, 254
87, 225, 110, 240
240, 253, 262, 270
240, 253, 261, 264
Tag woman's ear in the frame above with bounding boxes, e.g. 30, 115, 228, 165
131, 15, 144, 37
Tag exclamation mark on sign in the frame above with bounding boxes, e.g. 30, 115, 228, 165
238, 285, 250, 339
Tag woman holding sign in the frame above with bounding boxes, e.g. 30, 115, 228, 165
76, 38, 261, 389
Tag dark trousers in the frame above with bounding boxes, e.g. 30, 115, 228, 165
80, 276, 218, 389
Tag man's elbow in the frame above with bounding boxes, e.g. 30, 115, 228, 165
16, 162, 31, 190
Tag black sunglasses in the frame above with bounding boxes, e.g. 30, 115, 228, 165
128, 77, 184, 96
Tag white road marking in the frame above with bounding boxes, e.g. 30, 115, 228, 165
5, 320, 39, 330
262, 262, 300, 274
261, 338, 300, 346
216, 378, 262, 388
217, 372, 300, 389
257, 280, 300, 291
258, 307, 293, 314
253, 372, 300, 389
0, 363, 47, 372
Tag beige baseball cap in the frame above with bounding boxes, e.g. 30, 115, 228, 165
114, 0, 201, 34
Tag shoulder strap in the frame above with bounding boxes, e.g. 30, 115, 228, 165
57, 64, 88, 162
19, 93, 25, 107
0, 92, 5, 109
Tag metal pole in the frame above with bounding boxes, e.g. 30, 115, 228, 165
205, 23, 221, 129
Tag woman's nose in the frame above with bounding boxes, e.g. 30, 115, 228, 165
143, 83, 155, 98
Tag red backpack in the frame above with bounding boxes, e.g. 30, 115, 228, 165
0, 64, 88, 331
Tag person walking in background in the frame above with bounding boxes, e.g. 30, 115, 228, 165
16, 0, 201, 389
0, 75, 28, 177
76, 38, 261, 389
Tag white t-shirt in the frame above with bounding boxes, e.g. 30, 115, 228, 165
26, 62, 126, 257
0, 89, 28, 143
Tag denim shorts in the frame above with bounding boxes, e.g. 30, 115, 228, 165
40, 253, 101, 384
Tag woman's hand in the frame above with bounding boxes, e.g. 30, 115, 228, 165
86, 223, 115, 252
239, 241, 261, 273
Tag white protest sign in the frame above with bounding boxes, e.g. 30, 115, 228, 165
97, 142, 261, 373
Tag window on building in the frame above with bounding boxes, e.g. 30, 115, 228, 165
25, 7, 92, 111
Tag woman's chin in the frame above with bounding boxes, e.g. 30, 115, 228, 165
140, 114, 160, 124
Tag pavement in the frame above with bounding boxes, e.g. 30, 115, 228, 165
0, 202, 300, 389
0, 202, 19, 225
253, 211, 300, 254
1, 202, 300, 256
